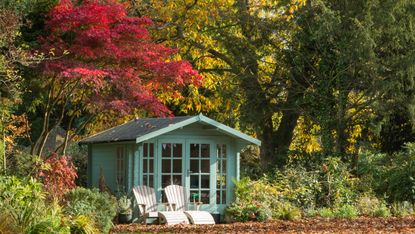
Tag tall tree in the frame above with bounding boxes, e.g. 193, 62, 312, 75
132, 0, 307, 169
30, 0, 201, 156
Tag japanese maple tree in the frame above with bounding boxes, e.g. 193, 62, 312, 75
33, 0, 201, 156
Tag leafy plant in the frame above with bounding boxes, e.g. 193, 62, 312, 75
391, 201, 414, 217
64, 187, 117, 233
38, 153, 77, 200
272, 201, 302, 221
69, 215, 99, 234
335, 204, 358, 219
318, 207, 334, 218
0, 176, 47, 232
117, 196, 132, 215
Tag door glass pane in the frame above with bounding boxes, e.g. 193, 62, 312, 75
201, 191, 209, 204
190, 159, 199, 172
162, 143, 171, 157
149, 175, 154, 187
200, 159, 210, 173
162, 175, 171, 187
201, 144, 210, 158
143, 160, 148, 173
162, 159, 171, 173
190, 144, 199, 157
143, 143, 148, 157
149, 159, 154, 173
222, 191, 226, 204
143, 175, 148, 186
201, 175, 209, 188
172, 175, 182, 185
149, 143, 154, 157
222, 160, 226, 173
172, 159, 182, 173
173, 144, 182, 157
190, 190, 199, 202
190, 175, 199, 188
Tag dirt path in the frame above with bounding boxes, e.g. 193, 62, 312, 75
112, 217, 415, 233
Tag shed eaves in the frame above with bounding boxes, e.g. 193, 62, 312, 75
79, 116, 194, 144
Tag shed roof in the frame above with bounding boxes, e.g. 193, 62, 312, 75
79, 114, 261, 145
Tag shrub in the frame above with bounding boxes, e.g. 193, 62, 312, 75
391, 201, 414, 217
38, 153, 77, 200
356, 194, 381, 216
358, 143, 415, 203
318, 157, 358, 208
0, 176, 47, 232
64, 187, 117, 233
69, 215, 99, 234
273, 165, 321, 209
335, 204, 358, 219
272, 201, 302, 220
373, 203, 391, 217
318, 207, 334, 218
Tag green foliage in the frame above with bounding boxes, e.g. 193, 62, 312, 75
69, 215, 99, 234
64, 187, 117, 233
273, 165, 321, 209
355, 194, 390, 217
117, 196, 132, 215
391, 201, 415, 217
318, 207, 334, 218
373, 203, 391, 217
334, 204, 359, 219
0, 176, 46, 231
272, 201, 302, 221
319, 157, 357, 207
358, 143, 415, 203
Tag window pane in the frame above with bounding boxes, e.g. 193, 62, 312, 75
149, 175, 154, 187
149, 143, 154, 157
222, 191, 226, 204
190, 159, 199, 172
201, 175, 209, 188
201, 191, 209, 204
162, 175, 171, 188
222, 160, 227, 173
143, 175, 147, 186
216, 191, 220, 204
190, 175, 199, 189
201, 144, 210, 158
217, 145, 221, 159
190, 144, 199, 157
149, 159, 154, 173
162, 159, 171, 173
172, 159, 182, 173
143, 143, 148, 157
190, 190, 199, 202
173, 144, 182, 157
143, 159, 148, 173
162, 143, 171, 157
200, 159, 210, 173
222, 144, 227, 158
172, 175, 182, 185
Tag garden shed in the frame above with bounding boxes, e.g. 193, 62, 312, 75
79, 114, 261, 216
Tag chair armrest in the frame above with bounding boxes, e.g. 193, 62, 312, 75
189, 202, 203, 211
162, 202, 176, 211
137, 203, 147, 214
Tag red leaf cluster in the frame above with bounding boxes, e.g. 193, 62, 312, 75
40, 0, 202, 116
38, 153, 77, 199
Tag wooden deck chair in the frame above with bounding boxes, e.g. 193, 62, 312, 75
164, 185, 215, 224
132, 185, 189, 225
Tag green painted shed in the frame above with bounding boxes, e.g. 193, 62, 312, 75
79, 114, 261, 216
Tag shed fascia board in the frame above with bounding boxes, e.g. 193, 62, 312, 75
199, 115, 261, 146
135, 114, 261, 146
135, 116, 200, 143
